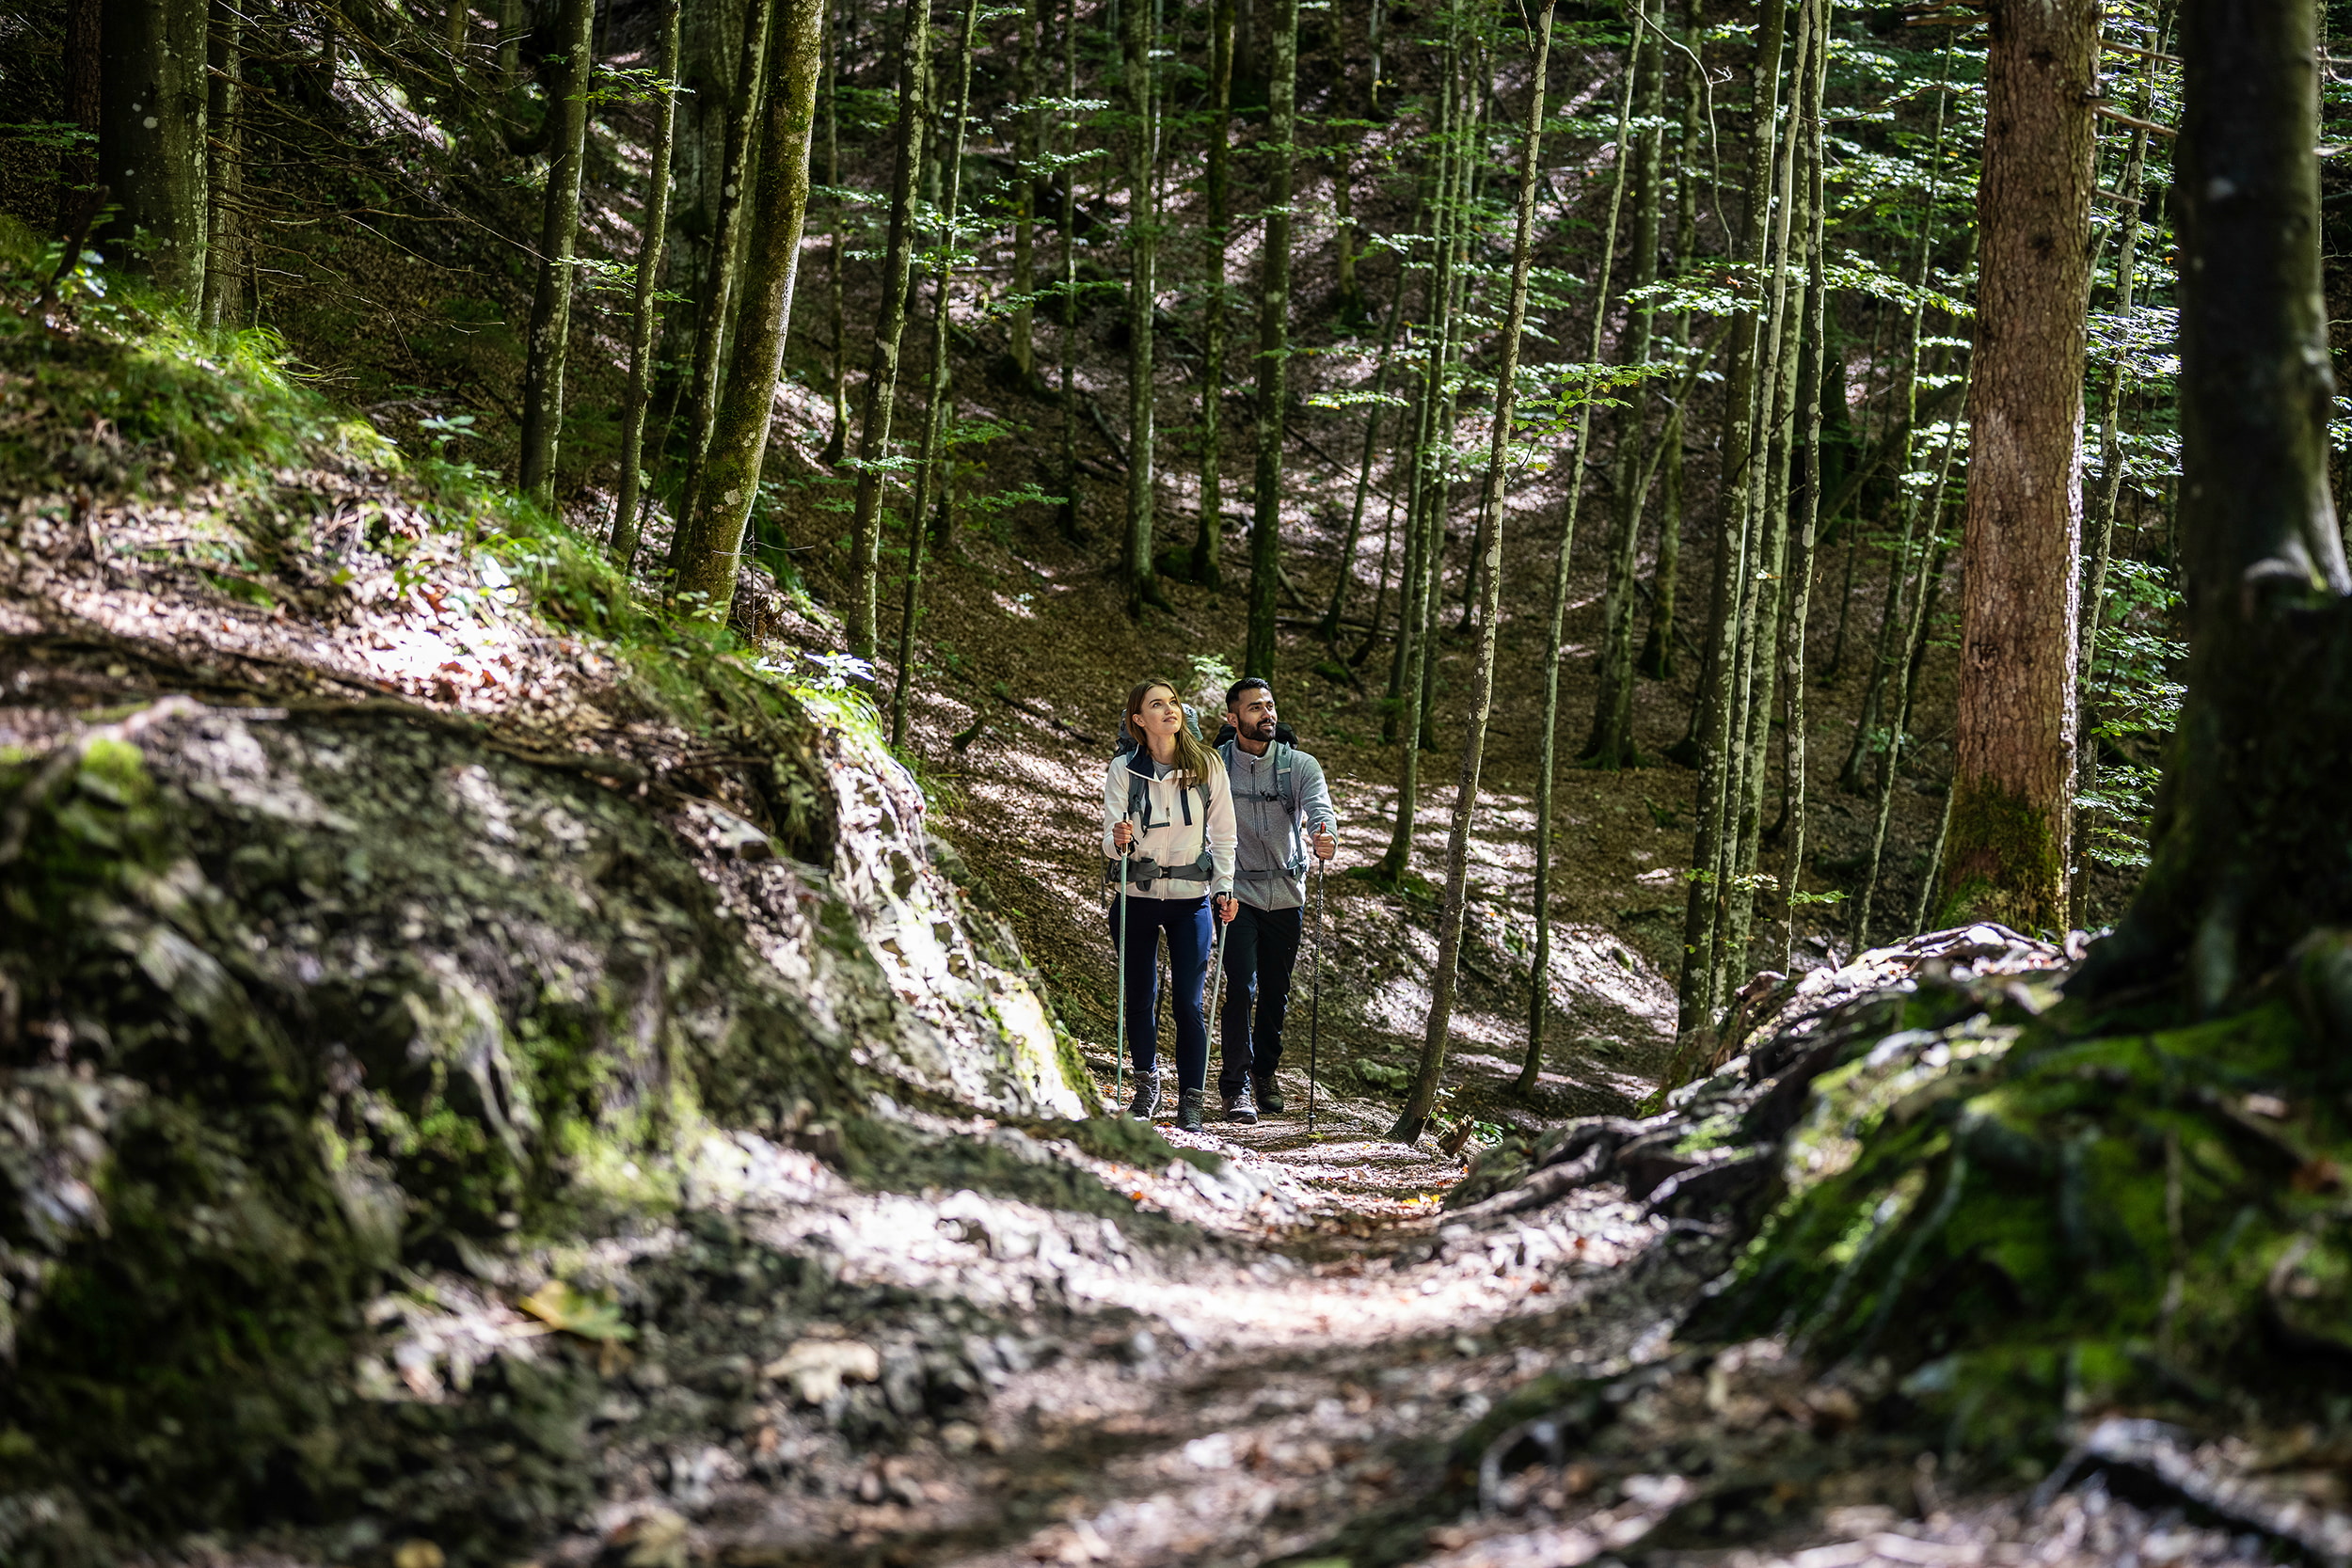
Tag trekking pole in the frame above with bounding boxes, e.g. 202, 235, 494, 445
1113, 842, 1129, 1114
1307, 856, 1327, 1133
1205, 895, 1229, 1085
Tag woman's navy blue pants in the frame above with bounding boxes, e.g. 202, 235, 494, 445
1108, 893, 1212, 1091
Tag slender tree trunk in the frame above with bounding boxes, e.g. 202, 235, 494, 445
890, 0, 980, 747
1120, 0, 1163, 613
1243, 0, 1298, 677
845, 0, 934, 660
499, 0, 523, 82
1323, 228, 1418, 644
98, 0, 208, 297
516, 0, 596, 512
672, 0, 777, 556
1057, 0, 1080, 540
1394, 0, 1557, 1143
1719, 0, 1814, 1000
821, 0, 850, 466
1582, 0, 1665, 768
1519, 38, 1638, 1095
1778, 0, 1831, 968
612, 0, 684, 572
1191, 0, 1236, 586
1009, 0, 1041, 380
2070, 11, 2168, 928
2077, 0, 2350, 1009
1938, 0, 2098, 931
1675, 0, 1786, 1037
668, 0, 825, 616
61, 0, 101, 235
1838, 43, 1954, 794
200, 0, 241, 331
1334, 159, 1362, 322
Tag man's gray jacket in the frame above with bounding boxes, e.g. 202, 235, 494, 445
1218, 738, 1338, 911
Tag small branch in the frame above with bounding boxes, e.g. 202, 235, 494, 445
2094, 103, 2177, 138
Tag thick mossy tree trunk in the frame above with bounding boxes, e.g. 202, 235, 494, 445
844, 0, 932, 661
98, 0, 208, 298
1391, 0, 1556, 1146
611, 0, 683, 572
2079, 0, 2350, 1010
1243, 0, 1298, 679
668, 0, 824, 618
516, 0, 596, 512
1938, 0, 2098, 932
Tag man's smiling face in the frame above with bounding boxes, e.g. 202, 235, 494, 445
1232, 686, 1278, 742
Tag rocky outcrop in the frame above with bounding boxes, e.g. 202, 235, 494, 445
0, 669, 1089, 1555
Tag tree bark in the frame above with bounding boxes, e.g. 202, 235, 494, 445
612, 0, 684, 572
667, 0, 825, 617
1243, 0, 1298, 678
97, 0, 209, 298
1008, 0, 1041, 380
845, 0, 934, 660
61, 0, 102, 235
2077, 0, 2350, 1010
1392, 0, 1557, 1146
516, 0, 596, 512
1938, 0, 2098, 931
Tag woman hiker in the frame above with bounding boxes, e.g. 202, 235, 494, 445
1104, 678, 1237, 1132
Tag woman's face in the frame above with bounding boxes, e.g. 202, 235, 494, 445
1133, 685, 1184, 739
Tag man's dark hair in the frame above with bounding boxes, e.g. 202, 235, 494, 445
1226, 676, 1273, 710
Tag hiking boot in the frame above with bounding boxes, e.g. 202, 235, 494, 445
1127, 1069, 1162, 1120
1253, 1073, 1286, 1114
1223, 1080, 1259, 1124
1176, 1088, 1206, 1133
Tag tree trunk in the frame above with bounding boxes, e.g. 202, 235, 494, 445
1938, 0, 2097, 931
200, 0, 241, 331
1057, 0, 1080, 540
2077, 0, 2350, 1010
671, 0, 777, 556
1777, 0, 1831, 969
2070, 9, 2169, 928
844, 0, 933, 660
97, 0, 208, 298
1393, 0, 1558, 1145
1008, 0, 1040, 380
1323, 225, 1418, 645
821, 0, 850, 466
1120, 0, 1163, 614
612, 0, 684, 573
1582, 0, 1664, 769
667, 0, 825, 617
1192, 0, 1235, 587
1334, 159, 1362, 322
1243, 0, 1298, 678
889, 0, 981, 748
1520, 48, 1639, 1091
1675, 0, 1786, 1037
61, 0, 101, 235
516, 0, 596, 512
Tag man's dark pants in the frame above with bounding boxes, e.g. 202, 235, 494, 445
1217, 901, 1303, 1097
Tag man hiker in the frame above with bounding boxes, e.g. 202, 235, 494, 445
1215, 677, 1338, 1123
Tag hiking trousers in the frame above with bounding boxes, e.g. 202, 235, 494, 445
1109, 894, 1213, 1091
1218, 902, 1302, 1097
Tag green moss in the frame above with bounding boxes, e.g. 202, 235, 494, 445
1935, 777, 2066, 933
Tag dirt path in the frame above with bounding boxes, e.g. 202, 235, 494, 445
616, 1060, 1698, 1568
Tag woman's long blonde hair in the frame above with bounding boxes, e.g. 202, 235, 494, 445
1123, 679, 1222, 792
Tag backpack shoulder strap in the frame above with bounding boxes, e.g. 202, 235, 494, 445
1274, 742, 1298, 817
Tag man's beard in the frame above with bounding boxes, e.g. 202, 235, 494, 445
1250, 718, 1276, 739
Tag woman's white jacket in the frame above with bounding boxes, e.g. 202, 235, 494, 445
1101, 754, 1237, 901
